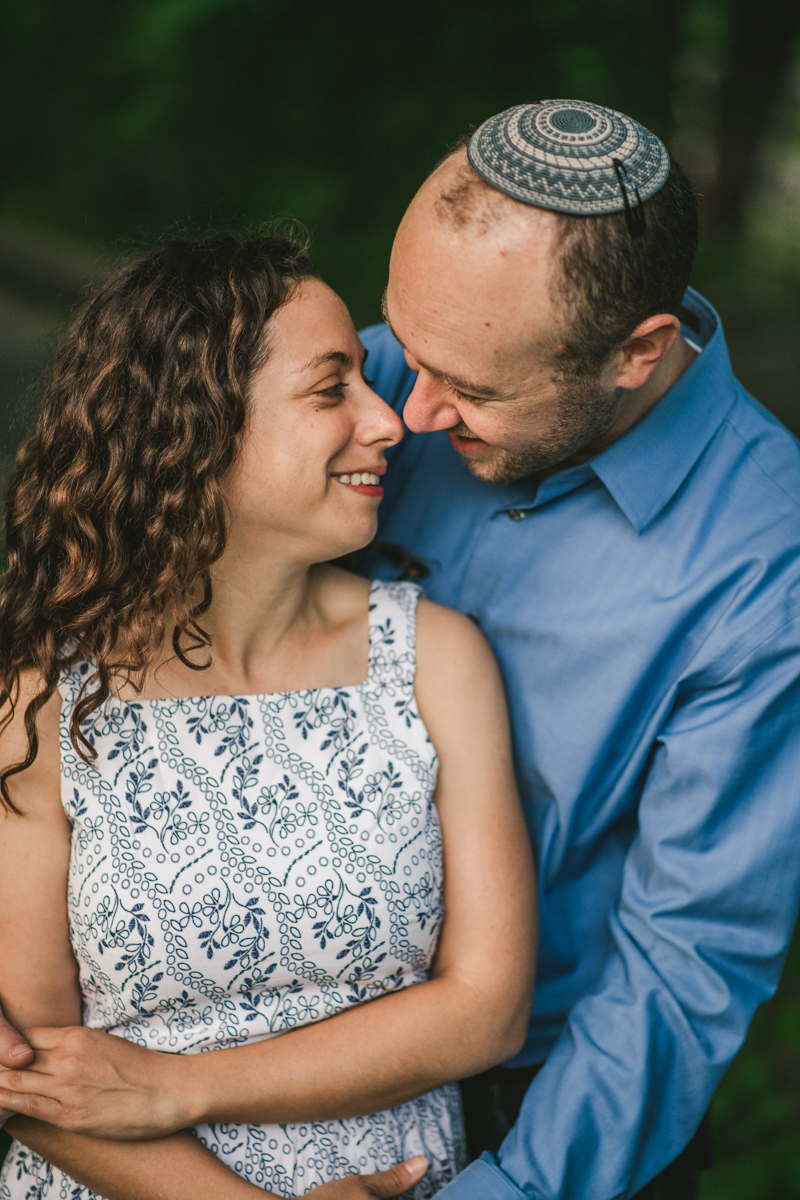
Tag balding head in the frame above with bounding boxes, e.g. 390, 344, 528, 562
430, 146, 524, 231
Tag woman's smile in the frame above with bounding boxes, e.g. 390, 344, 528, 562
331, 468, 385, 497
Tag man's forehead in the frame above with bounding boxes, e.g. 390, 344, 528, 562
387, 216, 557, 357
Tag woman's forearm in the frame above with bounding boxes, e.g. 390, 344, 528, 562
6, 1116, 273, 1200
179, 972, 528, 1128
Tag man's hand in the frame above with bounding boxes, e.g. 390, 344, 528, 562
0, 1000, 33, 1126
304, 1156, 429, 1198
0, 1025, 185, 1139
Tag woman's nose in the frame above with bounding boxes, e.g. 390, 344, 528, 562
358, 388, 405, 447
402, 373, 460, 433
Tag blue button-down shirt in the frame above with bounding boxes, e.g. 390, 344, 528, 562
360, 289, 800, 1200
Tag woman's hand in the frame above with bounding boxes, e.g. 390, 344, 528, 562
0, 1025, 188, 1139
0, 999, 33, 1126
302, 1156, 428, 1198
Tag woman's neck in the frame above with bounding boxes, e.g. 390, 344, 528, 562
204, 543, 320, 679
125, 535, 372, 702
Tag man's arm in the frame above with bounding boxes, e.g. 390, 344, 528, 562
437, 611, 800, 1200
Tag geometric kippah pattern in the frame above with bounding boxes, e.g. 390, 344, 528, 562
467, 100, 671, 216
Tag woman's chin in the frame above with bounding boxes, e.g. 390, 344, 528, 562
318, 522, 379, 565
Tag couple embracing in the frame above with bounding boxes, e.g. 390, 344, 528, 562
1, 101, 800, 1200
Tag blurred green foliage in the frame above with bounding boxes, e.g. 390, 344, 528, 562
701, 924, 800, 1200
1, 1, 799, 1195
0, 0, 685, 325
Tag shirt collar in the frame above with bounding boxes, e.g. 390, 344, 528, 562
587, 288, 738, 534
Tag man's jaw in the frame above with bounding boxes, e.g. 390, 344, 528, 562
446, 423, 536, 484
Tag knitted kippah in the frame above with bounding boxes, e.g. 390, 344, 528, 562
467, 101, 670, 229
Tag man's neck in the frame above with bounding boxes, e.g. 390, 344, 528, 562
558, 333, 699, 473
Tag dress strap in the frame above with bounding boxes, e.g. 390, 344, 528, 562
57, 656, 94, 710
366, 580, 422, 689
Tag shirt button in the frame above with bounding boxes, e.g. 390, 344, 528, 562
508, 509, 527, 521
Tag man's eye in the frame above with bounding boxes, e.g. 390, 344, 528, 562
452, 386, 476, 403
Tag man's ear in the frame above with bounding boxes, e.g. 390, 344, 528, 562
611, 314, 681, 391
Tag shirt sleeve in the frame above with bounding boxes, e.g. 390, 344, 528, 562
439, 609, 800, 1200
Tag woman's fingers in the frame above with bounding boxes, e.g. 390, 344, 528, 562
0, 1066, 55, 1093
360, 1155, 429, 1197
17, 1026, 67, 1052
0, 1027, 186, 1140
0, 1085, 62, 1125
305, 1155, 429, 1197
0, 1001, 33, 1068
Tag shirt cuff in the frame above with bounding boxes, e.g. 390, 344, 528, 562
436, 1155, 529, 1200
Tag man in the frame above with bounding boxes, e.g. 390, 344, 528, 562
2, 100, 800, 1200
357, 100, 800, 1198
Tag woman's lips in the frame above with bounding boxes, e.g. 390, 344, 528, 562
332, 473, 384, 498
447, 431, 489, 455
337, 481, 384, 497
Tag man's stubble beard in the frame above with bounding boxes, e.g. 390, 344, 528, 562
455, 372, 622, 484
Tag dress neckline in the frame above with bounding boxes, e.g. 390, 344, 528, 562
70, 580, 383, 706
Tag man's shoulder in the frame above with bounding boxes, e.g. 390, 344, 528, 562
721, 384, 800, 514
360, 323, 416, 412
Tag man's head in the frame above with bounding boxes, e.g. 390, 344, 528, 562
385, 103, 699, 483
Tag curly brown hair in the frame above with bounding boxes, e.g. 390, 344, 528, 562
0, 233, 320, 812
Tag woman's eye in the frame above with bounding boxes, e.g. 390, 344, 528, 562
319, 383, 347, 401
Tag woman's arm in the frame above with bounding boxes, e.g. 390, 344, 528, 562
5, 1119, 278, 1200
1, 605, 537, 1135
6, 1117, 427, 1200
0, 682, 82, 1032
0, 678, 273, 1199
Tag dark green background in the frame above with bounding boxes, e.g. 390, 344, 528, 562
1, 1, 799, 1195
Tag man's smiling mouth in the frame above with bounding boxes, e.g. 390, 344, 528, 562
448, 430, 490, 455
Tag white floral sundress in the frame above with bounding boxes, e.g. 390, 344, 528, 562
0, 581, 465, 1199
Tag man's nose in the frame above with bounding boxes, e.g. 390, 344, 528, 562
402, 374, 460, 434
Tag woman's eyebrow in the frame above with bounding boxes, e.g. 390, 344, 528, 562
300, 345, 369, 374
300, 349, 353, 373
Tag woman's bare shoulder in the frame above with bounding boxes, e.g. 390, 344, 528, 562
416, 598, 497, 672
415, 599, 507, 737
0, 668, 62, 816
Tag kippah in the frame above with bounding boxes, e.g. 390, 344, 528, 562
467, 100, 670, 233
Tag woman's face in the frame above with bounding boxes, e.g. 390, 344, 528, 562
226, 279, 404, 563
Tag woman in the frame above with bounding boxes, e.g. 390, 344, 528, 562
0, 235, 535, 1200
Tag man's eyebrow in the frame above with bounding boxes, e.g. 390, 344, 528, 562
423, 365, 501, 398
381, 291, 501, 399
